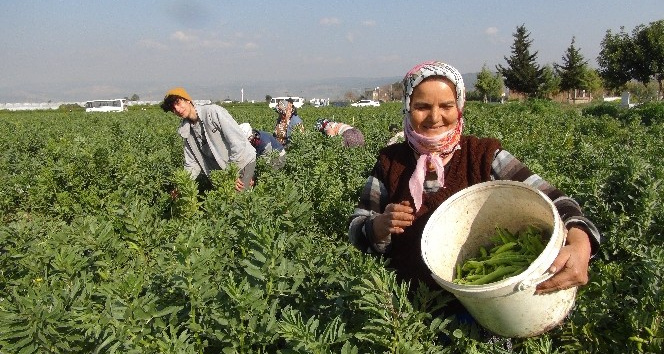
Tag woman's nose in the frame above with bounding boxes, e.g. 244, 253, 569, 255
428, 107, 442, 122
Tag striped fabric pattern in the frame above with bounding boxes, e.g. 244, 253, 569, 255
349, 148, 601, 255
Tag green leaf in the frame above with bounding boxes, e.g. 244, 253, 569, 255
153, 306, 182, 318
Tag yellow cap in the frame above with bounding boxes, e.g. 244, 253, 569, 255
164, 87, 192, 102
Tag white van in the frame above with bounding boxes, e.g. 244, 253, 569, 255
268, 96, 304, 109
84, 99, 128, 112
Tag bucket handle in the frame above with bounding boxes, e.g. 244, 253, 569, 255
516, 270, 555, 291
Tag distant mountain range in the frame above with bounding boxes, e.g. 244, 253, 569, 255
200, 73, 478, 102
227, 73, 477, 101
1, 73, 479, 104
205, 76, 406, 102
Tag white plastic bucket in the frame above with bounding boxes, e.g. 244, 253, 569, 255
421, 180, 576, 338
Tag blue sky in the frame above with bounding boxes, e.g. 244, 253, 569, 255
1, 0, 662, 102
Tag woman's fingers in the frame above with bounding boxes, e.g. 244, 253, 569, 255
386, 200, 415, 214
381, 201, 415, 234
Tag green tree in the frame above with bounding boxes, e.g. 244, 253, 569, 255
265, 94, 272, 103
634, 20, 664, 99
581, 67, 604, 98
130, 93, 140, 101
598, 27, 636, 92
537, 65, 560, 99
598, 21, 664, 99
474, 65, 503, 102
625, 80, 660, 101
497, 24, 544, 98
554, 37, 588, 99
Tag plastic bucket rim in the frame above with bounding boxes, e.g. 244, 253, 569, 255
421, 180, 563, 294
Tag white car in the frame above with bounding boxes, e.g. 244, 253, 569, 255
351, 99, 380, 107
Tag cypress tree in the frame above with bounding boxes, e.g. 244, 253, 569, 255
555, 37, 588, 99
497, 24, 544, 98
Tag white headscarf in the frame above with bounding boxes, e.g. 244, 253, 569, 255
239, 123, 252, 139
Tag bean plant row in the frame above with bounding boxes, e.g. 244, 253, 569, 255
0, 100, 662, 353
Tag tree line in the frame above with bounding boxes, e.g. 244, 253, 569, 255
276, 20, 663, 105
474, 20, 664, 103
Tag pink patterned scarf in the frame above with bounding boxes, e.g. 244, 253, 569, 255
402, 61, 466, 211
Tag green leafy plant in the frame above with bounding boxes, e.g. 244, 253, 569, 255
0, 102, 662, 353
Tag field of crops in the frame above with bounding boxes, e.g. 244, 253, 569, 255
0, 100, 662, 353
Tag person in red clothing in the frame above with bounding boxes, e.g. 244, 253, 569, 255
348, 61, 601, 296
315, 118, 365, 147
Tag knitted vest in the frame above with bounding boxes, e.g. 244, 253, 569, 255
376, 135, 501, 290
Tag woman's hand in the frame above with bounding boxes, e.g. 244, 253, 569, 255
535, 226, 592, 294
372, 201, 415, 243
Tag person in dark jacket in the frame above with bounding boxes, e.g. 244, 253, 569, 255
240, 123, 286, 170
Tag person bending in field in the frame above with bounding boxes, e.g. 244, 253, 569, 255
239, 122, 286, 170
315, 118, 365, 147
348, 61, 601, 298
161, 87, 256, 192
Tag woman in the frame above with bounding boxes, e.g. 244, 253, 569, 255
273, 99, 304, 147
348, 61, 601, 295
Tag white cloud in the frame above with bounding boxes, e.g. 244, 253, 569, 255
362, 20, 376, 27
320, 17, 341, 26
484, 27, 505, 44
171, 30, 199, 43
170, 30, 233, 49
244, 42, 258, 50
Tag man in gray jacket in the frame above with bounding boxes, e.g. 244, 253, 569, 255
161, 87, 256, 191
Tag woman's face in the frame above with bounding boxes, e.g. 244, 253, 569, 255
408, 77, 459, 137
278, 103, 292, 119
283, 105, 292, 118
